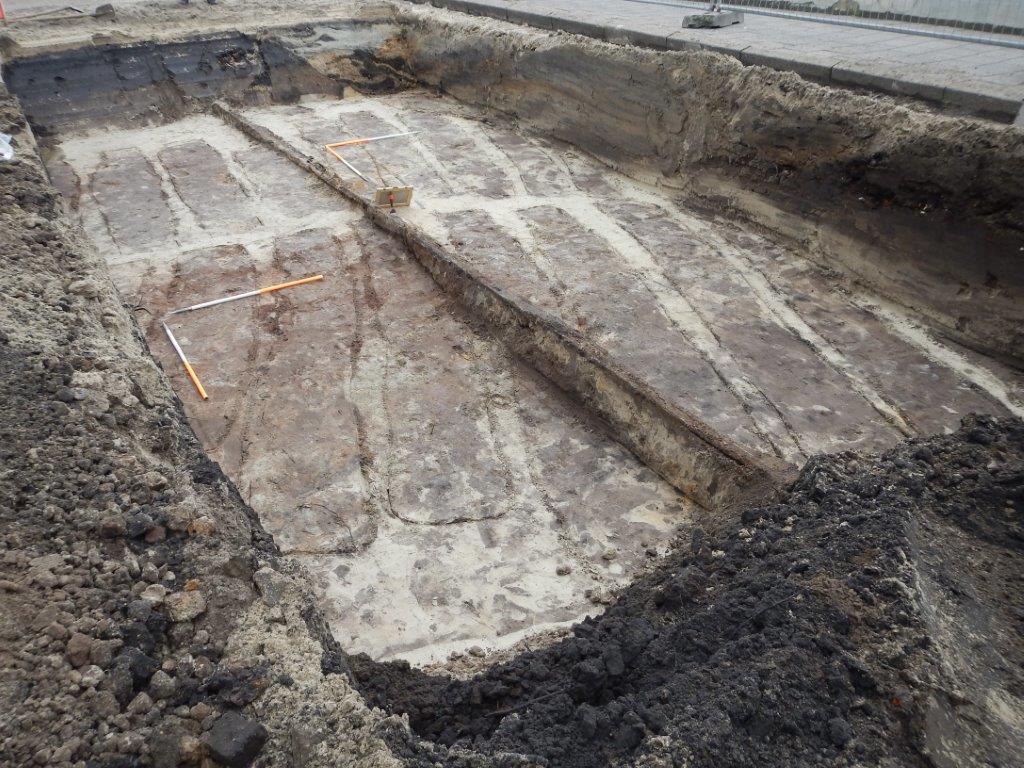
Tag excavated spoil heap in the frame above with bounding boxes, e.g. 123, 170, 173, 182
1, 2, 1023, 767
354, 414, 1024, 768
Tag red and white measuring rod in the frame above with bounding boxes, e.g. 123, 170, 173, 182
167, 275, 324, 316
324, 145, 371, 182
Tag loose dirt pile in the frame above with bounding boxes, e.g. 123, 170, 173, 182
353, 414, 1024, 768
0, 84, 407, 768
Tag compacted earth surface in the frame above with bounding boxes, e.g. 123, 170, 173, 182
39, 85, 1024, 668
240, 91, 1024, 465
46, 111, 691, 665
1, 1, 1023, 767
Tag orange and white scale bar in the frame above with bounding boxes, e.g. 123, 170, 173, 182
163, 275, 325, 400
167, 275, 325, 316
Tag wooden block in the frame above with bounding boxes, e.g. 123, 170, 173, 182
373, 186, 414, 207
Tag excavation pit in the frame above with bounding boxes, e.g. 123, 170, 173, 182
34, 75, 1024, 664
45, 110, 697, 663
2, 5, 1023, 765
17, 9, 1024, 643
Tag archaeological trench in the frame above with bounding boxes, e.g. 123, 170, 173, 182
0, 1, 1022, 766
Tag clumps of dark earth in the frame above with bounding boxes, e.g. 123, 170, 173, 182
352, 414, 1024, 768
0, 198, 265, 766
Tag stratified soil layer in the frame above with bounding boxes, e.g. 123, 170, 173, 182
390, 4, 1024, 366
353, 414, 1024, 768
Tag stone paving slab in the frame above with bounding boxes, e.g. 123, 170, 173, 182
401, 0, 1024, 121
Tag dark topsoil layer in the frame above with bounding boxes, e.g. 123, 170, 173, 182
352, 414, 1024, 768
0, 95, 278, 765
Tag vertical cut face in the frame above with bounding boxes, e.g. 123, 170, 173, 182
48, 113, 693, 663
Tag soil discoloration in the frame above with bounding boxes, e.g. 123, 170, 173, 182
231, 92, 1021, 481
47, 106, 694, 665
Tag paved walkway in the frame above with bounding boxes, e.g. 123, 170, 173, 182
4, 0, 1022, 119
405, 0, 1024, 121
1, 0, 145, 14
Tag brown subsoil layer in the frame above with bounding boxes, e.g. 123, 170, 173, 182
352, 414, 1024, 768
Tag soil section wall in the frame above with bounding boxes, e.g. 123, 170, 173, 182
389, 5, 1024, 366
3, 20, 405, 134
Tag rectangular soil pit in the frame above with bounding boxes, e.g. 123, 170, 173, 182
31, 52, 1023, 667
238, 91, 1024, 467
48, 112, 694, 663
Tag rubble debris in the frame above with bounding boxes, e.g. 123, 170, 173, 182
683, 4, 744, 28
165, 590, 207, 622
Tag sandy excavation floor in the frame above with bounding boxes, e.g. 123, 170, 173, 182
46, 113, 690, 663
241, 91, 1024, 467
44, 90, 1024, 663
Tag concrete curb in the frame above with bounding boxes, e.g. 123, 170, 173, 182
213, 102, 793, 513
941, 84, 1023, 118
404, 0, 1023, 121
830, 65, 947, 102
603, 26, 668, 49
740, 50, 833, 81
